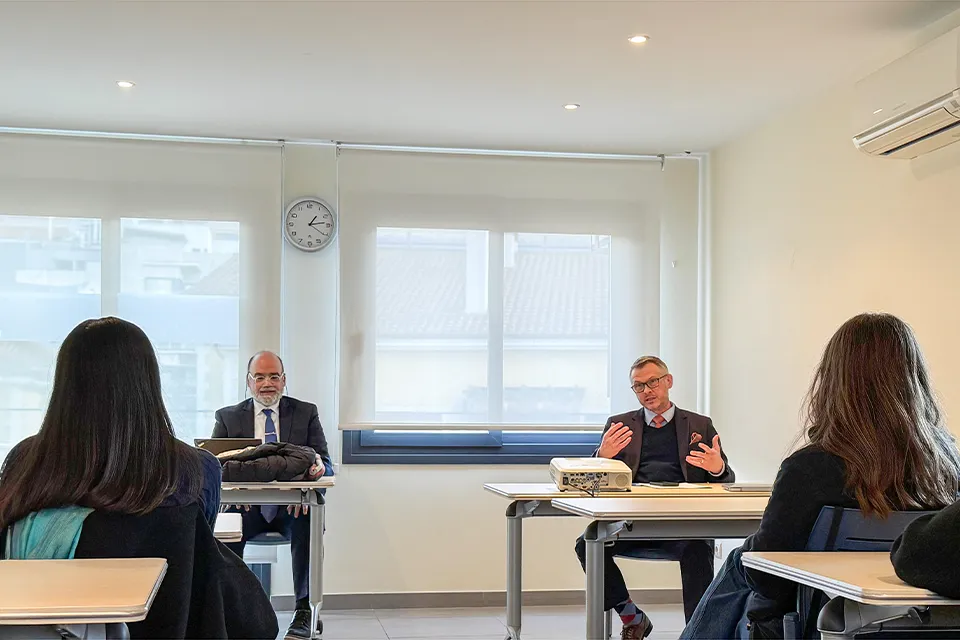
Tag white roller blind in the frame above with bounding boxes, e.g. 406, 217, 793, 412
338, 150, 667, 429
0, 134, 283, 449
0, 134, 283, 360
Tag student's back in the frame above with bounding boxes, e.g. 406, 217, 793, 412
0, 317, 274, 639
681, 313, 960, 639
75, 505, 277, 639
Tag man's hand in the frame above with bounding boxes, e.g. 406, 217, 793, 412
598, 422, 632, 459
685, 434, 725, 475
307, 454, 325, 479
287, 505, 309, 518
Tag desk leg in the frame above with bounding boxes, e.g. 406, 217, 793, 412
585, 522, 605, 640
309, 500, 325, 640
505, 503, 523, 640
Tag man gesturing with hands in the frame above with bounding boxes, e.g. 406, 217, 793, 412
575, 356, 735, 639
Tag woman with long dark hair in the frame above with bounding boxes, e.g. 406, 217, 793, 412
0, 317, 277, 639
0, 316, 220, 530
681, 312, 960, 639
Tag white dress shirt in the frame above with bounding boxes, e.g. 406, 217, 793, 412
253, 399, 281, 443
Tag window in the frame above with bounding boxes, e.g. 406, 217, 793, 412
338, 149, 671, 464
345, 229, 612, 462
0, 135, 282, 458
0, 215, 101, 462
119, 219, 241, 443
374, 228, 490, 423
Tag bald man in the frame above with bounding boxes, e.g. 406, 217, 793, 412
213, 351, 332, 639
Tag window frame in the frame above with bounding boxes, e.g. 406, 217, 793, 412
342, 228, 613, 464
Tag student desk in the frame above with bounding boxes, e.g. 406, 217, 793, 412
742, 552, 960, 639
221, 479, 335, 639
213, 512, 243, 543
484, 483, 770, 640
0, 557, 166, 630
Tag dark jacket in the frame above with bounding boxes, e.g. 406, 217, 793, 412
891, 498, 960, 598
741, 446, 859, 630
600, 407, 735, 484
1, 505, 278, 639
219, 442, 318, 483
213, 396, 332, 474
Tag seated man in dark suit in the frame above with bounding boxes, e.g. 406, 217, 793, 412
575, 355, 735, 640
213, 350, 333, 639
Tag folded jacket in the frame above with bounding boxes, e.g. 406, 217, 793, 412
218, 441, 318, 482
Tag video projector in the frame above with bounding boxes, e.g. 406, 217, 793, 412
549, 457, 632, 492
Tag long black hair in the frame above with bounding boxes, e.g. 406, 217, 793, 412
0, 317, 202, 529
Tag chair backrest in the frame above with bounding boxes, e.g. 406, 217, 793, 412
794, 506, 937, 639
804, 506, 935, 552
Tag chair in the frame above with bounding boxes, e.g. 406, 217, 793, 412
245, 531, 289, 598
784, 507, 936, 640
244, 531, 324, 635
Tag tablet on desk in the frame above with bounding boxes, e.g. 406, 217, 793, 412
194, 438, 261, 456
723, 483, 773, 492
635, 482, 711, 489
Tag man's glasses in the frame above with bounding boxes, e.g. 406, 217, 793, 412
249, 373, 283, 384
631, 374, 668, 393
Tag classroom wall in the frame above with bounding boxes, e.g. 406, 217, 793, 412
709, 14, 960, 483
274, 147, 704, 596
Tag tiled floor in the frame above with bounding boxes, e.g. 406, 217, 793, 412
277, 604, 686, 640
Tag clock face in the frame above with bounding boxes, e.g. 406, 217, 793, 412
283, 197, 336, 252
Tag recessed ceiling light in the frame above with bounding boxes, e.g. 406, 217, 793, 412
873, 108, 884, 115
628, 34, 650, 44
563, 103, 580, 110
116, 81, 135, 89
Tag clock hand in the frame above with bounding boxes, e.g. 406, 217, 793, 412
309, 216, 317, 225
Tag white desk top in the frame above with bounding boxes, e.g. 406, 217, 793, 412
213, 512, 242, 543
552, 495, 769, 520
484, 482, 770, 501
221, 478, 336, 490
742, 552, 960, 607
0, 558, 167, 625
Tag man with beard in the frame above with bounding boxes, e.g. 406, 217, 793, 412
213, 350, 332, 639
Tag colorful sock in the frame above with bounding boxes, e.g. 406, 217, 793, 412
614, 599, 645, 627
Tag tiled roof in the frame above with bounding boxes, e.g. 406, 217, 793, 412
376, 248, 609, 338
182, 249, 611, 338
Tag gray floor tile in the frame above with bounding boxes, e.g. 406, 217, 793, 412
376, 614, 506, 638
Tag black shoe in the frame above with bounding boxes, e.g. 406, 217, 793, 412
285, 609, 317, 639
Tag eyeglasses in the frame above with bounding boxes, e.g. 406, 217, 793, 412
631, 374, 668, 393
248, 373, 283, 384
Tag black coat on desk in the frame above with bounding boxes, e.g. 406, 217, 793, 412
213, 396, 332, 473
220, 442, 318, 483
1, 504, 277, 639
600, 407, 736, 484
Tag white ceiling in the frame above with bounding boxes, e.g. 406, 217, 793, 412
1, 0, 958, 153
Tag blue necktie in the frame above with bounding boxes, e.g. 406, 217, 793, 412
264, 408, 278, 443
261, 409, 279, 521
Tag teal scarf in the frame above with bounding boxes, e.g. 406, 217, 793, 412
4, 506, 94, 560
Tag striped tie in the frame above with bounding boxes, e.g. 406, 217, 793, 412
652, 415, 665, 429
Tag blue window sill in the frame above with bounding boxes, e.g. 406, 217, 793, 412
341, 429, 602, 464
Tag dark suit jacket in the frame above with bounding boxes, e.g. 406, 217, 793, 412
600, 407, 735, 484
212, 396, 332, 474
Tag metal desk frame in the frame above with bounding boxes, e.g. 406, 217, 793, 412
488, 483, 769, 640
221, 479, 335, 639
